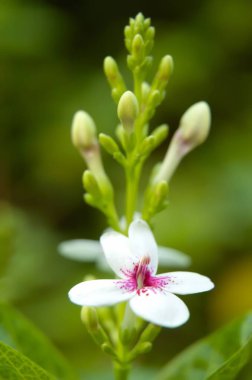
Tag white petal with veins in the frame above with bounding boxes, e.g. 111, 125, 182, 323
129, 220, 158, 274
100, 231, 135, 278
160, 271, 214, 295
129, 291, 189, 328
69, 279, 133, 306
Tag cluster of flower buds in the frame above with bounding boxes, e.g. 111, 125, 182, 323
71, 110, 119, 229
70, 12, 211, 232
80, 300, 161, 366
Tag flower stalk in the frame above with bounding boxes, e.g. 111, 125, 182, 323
66, 12, 213, 380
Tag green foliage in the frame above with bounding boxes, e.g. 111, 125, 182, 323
156, 311, 252, 380
0, 340, 56, 380
0, 303, 76, 380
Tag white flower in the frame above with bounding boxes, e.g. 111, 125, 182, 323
58, 239, 191, 271
69, 220, 214, 327
69, 220, 214, 328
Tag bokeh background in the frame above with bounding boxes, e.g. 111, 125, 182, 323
1, 0, 252, 377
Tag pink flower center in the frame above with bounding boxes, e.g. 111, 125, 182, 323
118, 255, 169, 295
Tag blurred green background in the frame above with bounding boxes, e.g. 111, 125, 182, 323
1, 0, 252, 376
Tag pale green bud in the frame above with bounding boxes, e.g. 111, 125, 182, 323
151, 124, 169, 146
81, 306, 99, 332
127, 55, 136, 71
154, 180, 169, 201
140, 135, 155, 155
141, 81, 151, 101
148, 89, 161, 108
144, 18, 151, 28
99, 133, 120, 156
124, 25, 132, 39
160, 55, 174, 80
154, 101, 211, 183
139, 323, 161, 343
178, 101, 211, 150
145, 26, 155, 40
132, 34, 145, 60
128, 342, 152, 360
104, 57, 126, 102
82, 170, 100, 198
129, 17, 135, 28
117, 91, 139, 132
71, 110, 97, 150
152, 55, 173, 92
142, 179, 169, 221
84, 193, 96, 207
103, 57, 119, 85
119, 327, 137, 345
136, 342, 152, 355
139, 125, 168, 156
101, 343, 117, 359
135, 12, 144, 25
81, 306, 111, 347
115, 124, 124, 143
113, 151, 126, 166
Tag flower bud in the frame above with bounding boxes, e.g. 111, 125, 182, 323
159, 55, 173, 81
128, 341, 152, 361
81, 306, 110, 347
151, 124, 169, 146
119, 327, 137, 345
141, 81, 151, 101
136, 342, 152, 355
117, 91, 139, 132
71, 111, 97, 150
82, 170, 101, 198
132, 34, 145, 60
104, 57, 126, 102
145, 26, 155, 41
152, 55, 173, 92
140, 136, 155, 155
103, 57, 122, 88
135, 12, 144, 25
178, 101, 211, 150
81, 306, 99, 332
103, 57, 118, 83
99, 133, 120, 155
139, 323, 161, 343
153, 101, 211, 183
101, 343, 117, 359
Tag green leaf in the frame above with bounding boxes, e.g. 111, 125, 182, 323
0, 340, 56, 379
156, 311, 252, 380
0, 303, 76, 380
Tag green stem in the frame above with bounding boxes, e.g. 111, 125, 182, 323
113, 362, 131, 380
106, 202, 121, 232
125, 166, 139, 230
133, 72, 142, 104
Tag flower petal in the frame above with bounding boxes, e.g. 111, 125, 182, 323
100, 231, 135, 278
158, 246, 191, 268
129, 220, 158, 274
161, 271, 214, 294
58, 239, 102, 262
129, 291, 189, 328
69, 279, 133, 306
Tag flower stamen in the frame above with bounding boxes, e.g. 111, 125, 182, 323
136, 256, 150, 289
